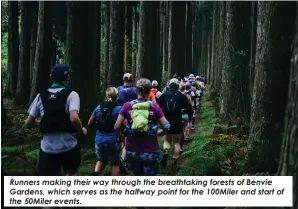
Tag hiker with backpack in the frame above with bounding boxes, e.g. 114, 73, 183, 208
88, 87, 123, 176
117, 73, 138, 172
114, 78, 170, 176
179, 84, 193, 154
149, 80, 162, 103
25, 64, 87, 176
117, 73, 138, 105
158, 78, 193, 168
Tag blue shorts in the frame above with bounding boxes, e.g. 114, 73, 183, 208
95, 141, 121, 165
182, 114, 188, 128
126, 150, 160, 176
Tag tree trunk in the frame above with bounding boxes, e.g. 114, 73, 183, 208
6, 1, 19, 97
125, 2, 133, 73
108, 2, 125, 86
94, 1, 101, 101
148, 2, 160, 82
249, 2, 258, 102
170, 2, 186, 77
14, 2, 31, 106
103, 1, 110, 92
245, 2, 296, 174
64, 2, 73, 67
210, 3, 217, 87
136, 1, 149, 80
219, 2, 251, 123
167, 2, 173, 78
30, 2, 38, 81
29, 2, 53, 103
71, 2, 98, 123
276, 6, 298, 209
185, 2, 193, 76
131, 3, 137, 76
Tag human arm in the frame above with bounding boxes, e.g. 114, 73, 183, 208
25, 95, 41, 128
68, 92, 87, 135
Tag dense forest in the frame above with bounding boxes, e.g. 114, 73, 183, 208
1, 1, 298, 208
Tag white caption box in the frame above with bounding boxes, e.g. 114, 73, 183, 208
4, 176, 293, 207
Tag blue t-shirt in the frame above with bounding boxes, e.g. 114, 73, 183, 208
117, 85, 138, 104
92, 104, 122, 144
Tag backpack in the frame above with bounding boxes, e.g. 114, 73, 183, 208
95, 102, 117, 132
162, 89, 181, 115
124, 100, 158, 136
39, 88, 77, 134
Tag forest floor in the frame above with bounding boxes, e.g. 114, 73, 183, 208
1, 88, 249, 208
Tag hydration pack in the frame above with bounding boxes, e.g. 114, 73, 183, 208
39, 88, 77, 134
162, 89, 181, 115
118, 85, 137, 104
124, 100, 158, 137
95, 102, 117, 132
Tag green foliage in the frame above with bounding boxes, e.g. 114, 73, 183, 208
1, 31, 8, 72
178, 95, 248, 176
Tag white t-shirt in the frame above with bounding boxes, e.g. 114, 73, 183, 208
28, 87, 80, 154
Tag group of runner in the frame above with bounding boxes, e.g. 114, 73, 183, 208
25, 64, 207, 177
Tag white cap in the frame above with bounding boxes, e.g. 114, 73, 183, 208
152, 80, 158, 87
169, 78, 179, 86
196, 76, 200, 79
189, 74, 195, 78
123, 73, 133, 82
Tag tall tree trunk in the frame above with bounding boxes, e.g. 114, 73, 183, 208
210, 3, 218, 88
71, 2, 98, 123
6, 1, 19, 97
125, 2, 133, 73
136, 1, 149, 80
103, 1, 110, 92
219, 2, 251, 123
14, 2, 31, 106
108, 2, 125, 86
29, 2, 53, 103
245, 2, 296, 174
185, 2, 193, 76
64, 2, 73, 66
277, 6, 298, 208
170, 2, 186, 77
249, 2, 258, 102
148, 2, 160, 82
94, 1, 101, 101
30, 2, 38, 81
167, 2, 173, 78
131, 3, 137, 76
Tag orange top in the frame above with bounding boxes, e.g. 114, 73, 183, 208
148, 91, 156, 101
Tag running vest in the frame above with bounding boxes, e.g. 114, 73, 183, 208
39, 87, 77, 134
95, 102, 117, 132
124, 100, 158, 137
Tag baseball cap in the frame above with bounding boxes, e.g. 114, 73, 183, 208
152, 80, 158, 87
169, 78, 179, 86
189, 74, 195, 78
51, 64, 71, 80
123, 73, 134, 82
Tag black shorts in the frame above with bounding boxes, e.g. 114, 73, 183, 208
167, 118, 183, 135
37, 143, 81, 176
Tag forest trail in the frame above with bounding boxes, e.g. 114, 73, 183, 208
1, 88, 247, 177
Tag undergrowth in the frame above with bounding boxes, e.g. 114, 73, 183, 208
177, 96, 248, 176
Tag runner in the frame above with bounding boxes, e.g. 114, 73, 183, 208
184, 82, 197, 133
25, 64, 86, 176
88, 87, 122, 176
158, 78, 193, 168
149, 80, 162, 103
117, 73, 138, 105
117, 73, 138, 174
114, 78, 170, 176
179, 84, 192, 154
